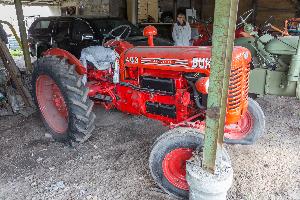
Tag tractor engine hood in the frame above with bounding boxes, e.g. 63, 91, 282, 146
122, 46, 250, 75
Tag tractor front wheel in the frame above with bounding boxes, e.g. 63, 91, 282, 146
225, 98, 265, 145
32, 56, 95, 142
149, 127, 204, 199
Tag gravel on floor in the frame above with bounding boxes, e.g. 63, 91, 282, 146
0, 96, 299, 200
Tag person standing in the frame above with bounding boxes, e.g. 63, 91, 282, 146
172, 13, 191, 46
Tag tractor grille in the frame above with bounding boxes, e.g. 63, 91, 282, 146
226, 48, 251, 124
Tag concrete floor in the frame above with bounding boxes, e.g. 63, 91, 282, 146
0, 96, 299, 200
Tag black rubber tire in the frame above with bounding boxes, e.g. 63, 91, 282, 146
248, 93, 258, 99
32, 55, 96, 143
225, 98, 265, 145
149, 127, 204, 199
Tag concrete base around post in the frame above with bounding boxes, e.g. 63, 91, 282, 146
186, 148, 233, 200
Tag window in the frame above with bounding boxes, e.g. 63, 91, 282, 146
72, 20, 93, 41
34, 20, 50, 29
56, 21, 71, 37
53, 20, 72, 42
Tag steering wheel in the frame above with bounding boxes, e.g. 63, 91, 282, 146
237, 9, 254, 28
102, 25, 131, 47
260, 16, 275, 34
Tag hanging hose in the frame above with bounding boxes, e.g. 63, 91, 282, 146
187, 80, 205, 110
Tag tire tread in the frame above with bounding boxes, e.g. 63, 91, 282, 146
32, 55, 95, 143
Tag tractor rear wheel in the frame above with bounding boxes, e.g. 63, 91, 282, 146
32, 55, 95, 142
225, 98, 265, 145
149, 127, 204, 199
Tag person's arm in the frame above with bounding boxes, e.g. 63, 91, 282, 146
172, 24, 178, 43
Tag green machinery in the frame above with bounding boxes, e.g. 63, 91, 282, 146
235, 10, 300, 99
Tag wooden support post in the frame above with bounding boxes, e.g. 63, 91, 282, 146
14, 0, 32, 72
127, 0, 138, 25
295, 0, 300, 17
202, 0, 239, 173
0, 39, 34, 107
173, 0, 177, 21
199, 0, 203, 19
252, 0, 257, 25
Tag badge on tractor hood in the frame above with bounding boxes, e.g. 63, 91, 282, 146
141, 57, 189, 67
192, 58, 211, 69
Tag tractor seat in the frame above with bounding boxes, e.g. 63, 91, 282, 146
80, 46, 117, 70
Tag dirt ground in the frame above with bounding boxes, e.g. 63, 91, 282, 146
0, 95, 299, 200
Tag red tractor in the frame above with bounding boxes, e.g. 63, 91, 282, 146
192, 9, 260, 46
191, 19, 213, 46
32, 25, 265, 199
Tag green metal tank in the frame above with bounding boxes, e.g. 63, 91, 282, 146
265, 36, 298, 55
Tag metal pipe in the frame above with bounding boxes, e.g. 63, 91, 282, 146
270, 24, 289, 36
202, 0, 239, 173
14, 0, 32, 72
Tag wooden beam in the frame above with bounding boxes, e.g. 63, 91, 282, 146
203, 0, 240, 173
200, 0, 203, 19
0, 39, 34, 107
14, 0, 33, 72
173, 0, 177, 21
252, 0, 257, 25
28, 0, 44, 4
0, 0, 60, 6
293, 0, 300, 17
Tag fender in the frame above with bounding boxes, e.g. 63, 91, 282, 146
43, 48, 86, 75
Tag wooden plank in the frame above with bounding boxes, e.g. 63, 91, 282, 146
138, 0, 158, 22
201, 0, 296, 27
255, 0, 295, 26
14, 0, 33, 72
0, 39, 34, 107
